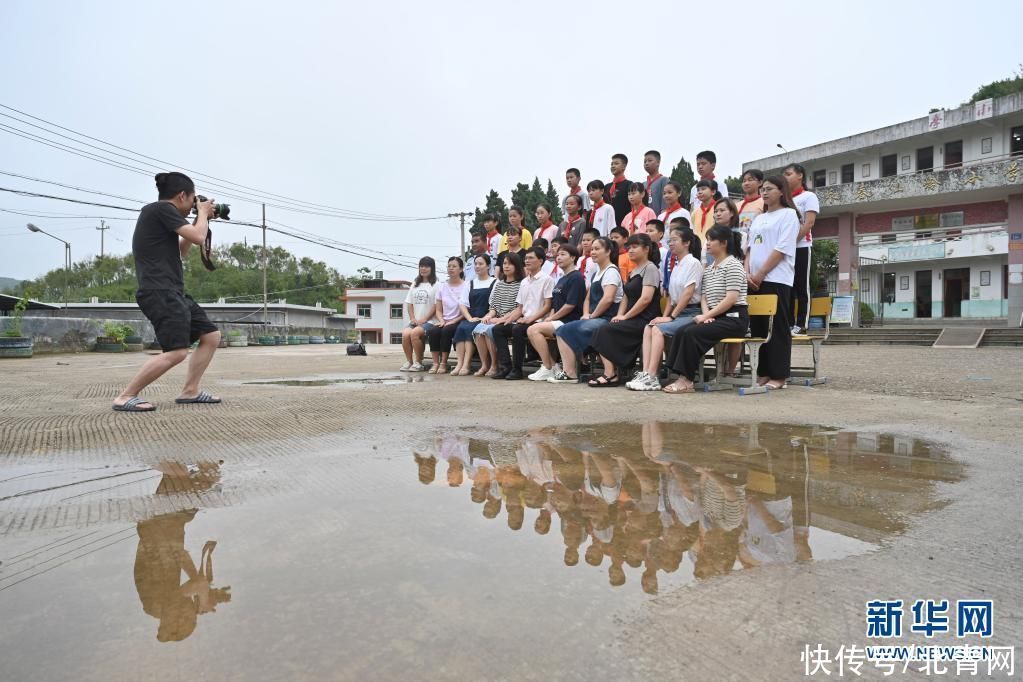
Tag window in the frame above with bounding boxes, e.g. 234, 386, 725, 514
356, 304, 372, 318
944, 140, 963, 169
829, 171, 837, 185
861, 163, 871, 178
389, 333, 403, 345
981, 137, 992, 155
917, 146, 934, 172
881, 154, 898, 178
881, 234, 898, 244
882, 273, 896, 305
841, 164, 854, 184
1012, 126, 1023, 156
389, 304, 403, 319
813, 169, 827, 188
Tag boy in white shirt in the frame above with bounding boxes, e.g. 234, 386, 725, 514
586, 180, 616, 237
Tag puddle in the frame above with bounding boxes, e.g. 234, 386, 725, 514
243, 373, 421, 387
0, 422, 965, 679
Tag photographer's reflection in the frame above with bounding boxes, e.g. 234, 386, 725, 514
134, 461, 231, 642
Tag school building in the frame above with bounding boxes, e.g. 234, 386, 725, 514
340, 274, 412, 344
744, 92, 1023, 325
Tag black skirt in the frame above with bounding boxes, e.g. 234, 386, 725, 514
591, 270, 661, 369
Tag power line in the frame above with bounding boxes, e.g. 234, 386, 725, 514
0, 103, 448, 222
2, 186, 419, 268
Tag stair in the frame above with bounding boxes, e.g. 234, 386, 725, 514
980, 328, 1023, 347
825, 328, 942, 346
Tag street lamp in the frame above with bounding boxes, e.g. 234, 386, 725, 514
26, 223, 71, 309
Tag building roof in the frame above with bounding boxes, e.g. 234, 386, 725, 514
744, 91, 1023, 171
0, 294, 59, 311
46, 301, 339, 314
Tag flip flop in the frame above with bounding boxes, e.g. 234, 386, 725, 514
112, 396, 156, 412
175, 391, 222, 404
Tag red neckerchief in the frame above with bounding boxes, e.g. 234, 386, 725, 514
661, 203, 681, 221
791, 186, 805, 197
569, 186, 582, 196
738, 195, 760, 213
645, 173, 662, 194
579, 255, 590, 276
697, 201, 713, 230
536, 220, 554, 239
609, 176, 627, 199
588, 200, 606, 225
628, 206, 645, 234
562, 215, 579, 240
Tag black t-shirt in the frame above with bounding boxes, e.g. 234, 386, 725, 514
552, 270, 586, 322
133, 201, 188, 291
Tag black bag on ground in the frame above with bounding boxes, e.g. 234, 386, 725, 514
346, 342, 367, 356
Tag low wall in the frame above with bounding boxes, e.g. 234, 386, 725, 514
0, 316, 355, 355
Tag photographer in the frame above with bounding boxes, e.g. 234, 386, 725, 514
113, 172, 222, 412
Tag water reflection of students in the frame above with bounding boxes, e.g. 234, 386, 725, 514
134, 462, 231, 642
692, 464, 746, 580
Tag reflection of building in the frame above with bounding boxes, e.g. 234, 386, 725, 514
341, 275, 412, 344
743, 92, 1023, 324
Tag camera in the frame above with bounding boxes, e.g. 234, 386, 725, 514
193, 195, 231, 221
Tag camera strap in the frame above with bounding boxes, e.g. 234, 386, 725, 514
200, 227, 216, 271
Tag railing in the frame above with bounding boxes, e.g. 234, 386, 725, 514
857, 222, 1006, 246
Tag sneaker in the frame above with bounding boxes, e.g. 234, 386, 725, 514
791, 325, 803, 335
548, 368, 577, 383
528, 366, 555, 381
399, 362, 412, 372
410, 362, 425, 372
626, 371, 651, 391
636, 373, 663, 391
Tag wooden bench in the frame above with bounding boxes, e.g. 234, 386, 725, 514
788, 296, 832, 386
700, 294, 777, 396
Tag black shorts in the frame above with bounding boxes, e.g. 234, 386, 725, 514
136, 290, 218, 351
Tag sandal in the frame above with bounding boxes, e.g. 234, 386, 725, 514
588, 374, 619, 388
766, 381, 787, 390
175, 391, 221, 404
112, 396, 156, 412
662, 382, 695, 394
473, 368, 488, 377
455, 369, 471, 376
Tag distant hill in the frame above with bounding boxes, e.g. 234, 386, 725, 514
0, 277, 25, 294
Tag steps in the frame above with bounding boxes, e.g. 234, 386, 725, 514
825, 328, 942, 346
980, 328, 1023, 347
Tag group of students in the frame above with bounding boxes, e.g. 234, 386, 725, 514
414, 421, 813, 592
398, 150, 820, 392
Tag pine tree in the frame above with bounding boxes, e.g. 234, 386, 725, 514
544, 179, 563, 224
510, 182, 533, 229
669, 156, 696, 209
471, 189, 510, 235
723, 175, 742, 198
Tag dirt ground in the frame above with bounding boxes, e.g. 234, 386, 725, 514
1, 344, 1021, 680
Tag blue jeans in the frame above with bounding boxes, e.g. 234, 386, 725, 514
555, 317, 610, 355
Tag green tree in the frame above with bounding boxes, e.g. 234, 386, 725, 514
969, 65, 1023, 103
544, 179, 563, 224
668, 156, 696, 209
510, 181, 533, 229
810, 240, 838, 294
471, 189, 510, 235
723, 175, 742, 198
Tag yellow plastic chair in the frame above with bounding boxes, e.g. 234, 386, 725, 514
701, 294, 777, 396
789, 296, 832, 385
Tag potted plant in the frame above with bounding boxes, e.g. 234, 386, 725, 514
227, 328, 249, 347
96, 321, 128, 352
123, 325, 144, 351
0, 294, 33, 359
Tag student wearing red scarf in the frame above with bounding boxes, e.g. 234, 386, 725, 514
643, 151, 668, 215
783, 163, 819, 334
562, 167, 592, 217
560, 194, 586, 246
690, 150, 721, 210
621, 182, 656, 236
586, 180, 616, 237
607, 153, 632, 227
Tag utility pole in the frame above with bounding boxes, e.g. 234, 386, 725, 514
447, 211, 473, 257
262, 203, 268, 327
96, 220, 108, 257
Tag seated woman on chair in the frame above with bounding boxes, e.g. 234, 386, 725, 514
662, 225, 749, 394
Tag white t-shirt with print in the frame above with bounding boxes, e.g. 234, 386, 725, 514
404, 281, 439, 323
793, 191, 820, 248
590, 264, 624, 304
748, 208, 800, 286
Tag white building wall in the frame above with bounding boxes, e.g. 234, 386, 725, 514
346, 286, 410, 344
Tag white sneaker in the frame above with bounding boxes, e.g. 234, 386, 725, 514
626, 371, 650, 391
791, 325, 803, 335
637, 374, 662, 391
548, 368, 576, 383
528, 366, 555, 381
410, 362, 425, 372
399, 362, 412, 372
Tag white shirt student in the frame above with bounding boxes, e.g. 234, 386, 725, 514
589, 201, 617, 238
748, 208, 800, 285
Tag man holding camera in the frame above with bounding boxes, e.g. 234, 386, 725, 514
113, 172, 222, 412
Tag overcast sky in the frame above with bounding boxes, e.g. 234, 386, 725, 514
1, 0, 1019, 287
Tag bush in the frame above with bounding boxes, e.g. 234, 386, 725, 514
859, 302, 875, 325
228, 329, 242, 337
3, 295, 29, 337
101, 322, 134, 342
